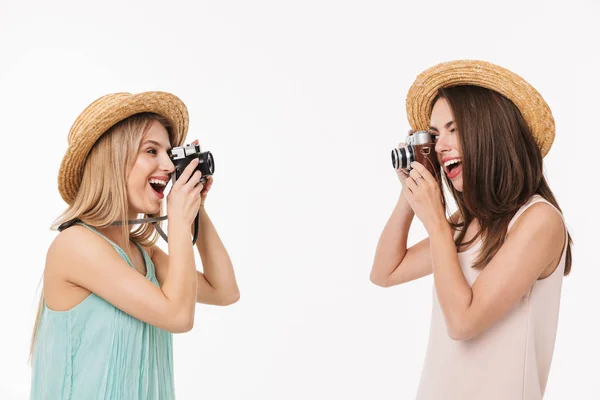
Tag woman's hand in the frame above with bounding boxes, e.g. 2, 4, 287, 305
402, 161, 447, 234
200, 176, 213, 207
167, 157, 204, 226
189, 139, 213, 207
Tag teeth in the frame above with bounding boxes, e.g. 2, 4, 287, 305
149, 179, 167, 186
443, 159, 461, 168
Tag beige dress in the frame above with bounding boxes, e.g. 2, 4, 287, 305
416, 195, 567, 400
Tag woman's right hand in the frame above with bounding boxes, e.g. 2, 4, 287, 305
167, 158, 204, 226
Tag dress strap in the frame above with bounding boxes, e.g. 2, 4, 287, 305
75, 222, 140, 271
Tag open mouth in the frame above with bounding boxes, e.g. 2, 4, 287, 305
443, 159, 462, 178
149, 178, 167, 197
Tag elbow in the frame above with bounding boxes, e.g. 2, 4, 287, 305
448, 327, 470, 341
370, 270, 391, 288
171, 314, 195, 333
166, 306, 196, 333
217, 288, 240, 306
370, 276, 389, 288
447, 320, 478, 341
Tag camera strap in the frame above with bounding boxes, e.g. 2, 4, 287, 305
57, 214, 200, 246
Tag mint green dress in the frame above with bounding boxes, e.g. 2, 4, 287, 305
30, 223, 175, 400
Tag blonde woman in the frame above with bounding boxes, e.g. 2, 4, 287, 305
30, 92, 239, 399
371, 61, 572, 399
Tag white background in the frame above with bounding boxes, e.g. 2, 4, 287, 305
1, 0, 598, 399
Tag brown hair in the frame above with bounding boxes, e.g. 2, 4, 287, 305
436, 85, 572, 274
30, 112, 175, 362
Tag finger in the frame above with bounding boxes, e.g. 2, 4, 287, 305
185, 170, 203, 190
409, 167, 425, 185
192, 180, 204, 197
192, 139, 199, 145
396, 169, 409, 179
410, 161, 434, 184
409, 168, 421, 179
397, 170, 409, 184
404, 175, 417, 193
203, 176, 213, 190
174, 158, 199, 188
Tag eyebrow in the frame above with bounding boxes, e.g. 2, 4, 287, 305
429, 120, 455, 132
142, 140, 171, 149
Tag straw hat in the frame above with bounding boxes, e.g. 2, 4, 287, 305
405, 60, 555, 157
58, 91, 189, 204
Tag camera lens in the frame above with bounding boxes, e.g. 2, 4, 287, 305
391, 149, 399, 169
391, 145, 413, 170
198, 151, 215, 175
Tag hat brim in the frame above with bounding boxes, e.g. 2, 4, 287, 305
405, 60, 554, 157
58, 91, 189, 204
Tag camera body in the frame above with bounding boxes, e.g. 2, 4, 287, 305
168, 143, 215, 184
391, 130, 440, 178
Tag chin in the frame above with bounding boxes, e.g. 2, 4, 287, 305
445, 176, 463, 192
141, 202, 161, 216
129, 199, 161, 217
148, 206, 161, 215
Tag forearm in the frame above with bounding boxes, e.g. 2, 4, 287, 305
371, 192, 415, 282
161, 220, 198, 323
428, 222, 473, 336
195, 206, 239, 300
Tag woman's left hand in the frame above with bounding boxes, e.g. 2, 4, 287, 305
403, 161, 447, 234
200, 175, 213, 206
191, 139, 213, 207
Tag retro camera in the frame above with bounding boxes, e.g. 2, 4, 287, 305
391, 130, 440, 178
167, 143, 215, 246
168, 143, 215, 184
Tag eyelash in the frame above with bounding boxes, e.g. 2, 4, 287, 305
429, 128, 456, 141
147, 148, 157, 155
431, 129, 456, 135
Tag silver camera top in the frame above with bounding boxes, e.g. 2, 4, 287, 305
170, 143, 202, 160
405, 130, 437, 146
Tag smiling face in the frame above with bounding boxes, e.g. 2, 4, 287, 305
126, 120, 175, 216
430, 97, 464, 192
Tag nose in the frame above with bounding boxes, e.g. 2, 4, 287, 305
435, 134, 451, 154
160, 153, 176, 174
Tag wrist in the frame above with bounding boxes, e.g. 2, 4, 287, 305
397, 191, 415, 214
169, 218, 193, 233
427, 219, 452, 240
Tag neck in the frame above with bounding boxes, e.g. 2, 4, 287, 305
97, 211, 142, 248
97, 225, 130, 249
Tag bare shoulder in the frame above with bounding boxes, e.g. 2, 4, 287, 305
510, 201, 564, 239
44, 225, 108, 309
47, 225, 92, 267
46, 225, 113, 277
48, 225, 99, 261
509, 201, 565, 277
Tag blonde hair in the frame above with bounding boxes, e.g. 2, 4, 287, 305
30, 112, 175, 362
